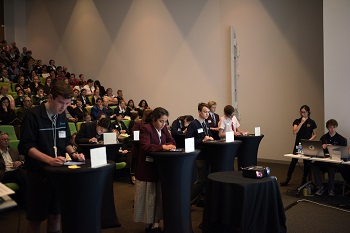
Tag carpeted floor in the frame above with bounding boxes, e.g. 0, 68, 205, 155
1, 161, 350, 233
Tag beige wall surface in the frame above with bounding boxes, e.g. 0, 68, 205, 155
5, 0, 324, 162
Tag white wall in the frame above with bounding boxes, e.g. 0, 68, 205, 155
4, 0, 324, 162
324, 0, 350, 142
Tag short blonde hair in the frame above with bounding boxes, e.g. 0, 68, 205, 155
208, 101, 217, 108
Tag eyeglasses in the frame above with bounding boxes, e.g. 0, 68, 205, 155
0, 138, 10, 141
300, 111, 307, 114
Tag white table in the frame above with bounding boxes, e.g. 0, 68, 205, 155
284, 153, 348, 164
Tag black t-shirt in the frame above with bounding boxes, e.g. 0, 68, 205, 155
320, 132, 347, 146
293, 117, 317, 146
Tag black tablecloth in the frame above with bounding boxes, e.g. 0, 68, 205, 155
45, 160, 120, 233
203, 171, 286, 233
203, 140, 242, 173
151, 150, 199, 233
235, 135, 264, 170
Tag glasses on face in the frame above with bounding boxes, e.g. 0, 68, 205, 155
0, 138, 10, 141
300, 111, 307, 114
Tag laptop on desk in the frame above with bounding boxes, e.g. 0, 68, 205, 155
327, 146, 350, 161
301, 140, 326, 158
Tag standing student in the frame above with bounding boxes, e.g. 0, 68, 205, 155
18, 80, 85, 233
218, 105, 247, 138
186, 103, 214, 206
206, 101, 220, 140
133, 107, 176, 233
280, 105, 317, 186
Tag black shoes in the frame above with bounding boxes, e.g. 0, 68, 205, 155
280, 177, 291, 186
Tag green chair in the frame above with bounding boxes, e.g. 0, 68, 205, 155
86, 106, 92, 114
122, 120, 131, 129
0, 125, 18, 140
8, 140, 19, 149
68, 122, 77, 135
116, 162, 127, 170
0, 82, 11, 89
4, 183, 20, 192
76, 122, 83, 132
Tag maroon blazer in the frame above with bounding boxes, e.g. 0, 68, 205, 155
206, 112, 219, 128
135, 123, 175, 182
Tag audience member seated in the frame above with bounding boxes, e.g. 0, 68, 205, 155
16, 96, 34, 123
128, 112, 139, 134
137, 99, 149, 117
125, 99, 138, 117
116, 89, 124, 102
15, 89, 25, 107
78, 74, 86, 85
0, 96, 19, 125
43, 76, 52, 96
83, 112, 92, 123
114, 100, 127, 118
72, 97, 88, 122
91, 88, 101, 105
29, 73, 43, 96
32, 87, 46, 105
65, 106, 78, 123
313, 119, 347, 196
103, 97, 116, 120
68, 73, 78, 88
218, 105, 248, 138
111, 112, 128, 134
70, 88, 80, 106
171, 115, 194, 135
80, 88, 91, 107
105, 88, 119, 106
0, 131, 26, 206
91, 97, 106, 120
47, 59, 56, 72
0, 69, 10, 82
0, 85, 15, 110
83, 79, 95, 96
75, 118, 111, 145
94, 80, 106, 96
73, 80, 85, 92
15, 75, 31, 95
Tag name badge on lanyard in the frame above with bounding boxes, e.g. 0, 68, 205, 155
58, 131, 66, 138
198, 128, 204, 133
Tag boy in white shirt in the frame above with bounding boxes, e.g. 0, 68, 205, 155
218, 105, 247, 138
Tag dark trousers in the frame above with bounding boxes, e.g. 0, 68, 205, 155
286, 158, 311, 179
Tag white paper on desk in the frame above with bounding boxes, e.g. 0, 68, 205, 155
185, 137, 195, 152
226, 132, 234, 142
103, 132, 117, 145
90, 147, 107, 168
134, 131, 140, 141
255, 127, 261, 136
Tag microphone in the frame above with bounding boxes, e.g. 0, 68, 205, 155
297, 180, 312, 192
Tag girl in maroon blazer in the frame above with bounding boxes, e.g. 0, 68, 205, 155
133, 107, 176, 233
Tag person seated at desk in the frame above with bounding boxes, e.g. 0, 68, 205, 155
186, 102, 214, 207
0, 131, 26, 206
103, 97, 116, 120
313, 119, 347, 196
218, 105, 248, 138
75, 118, 111, 145
170, 115, 194, 135
133, 107, 176, 233
111, 112, 128, 134
114, 100, 127, 118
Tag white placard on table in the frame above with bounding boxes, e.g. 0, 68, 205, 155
226, 131, 235, 142
90, 147, 107, 168
185, 137, 195, 152
103, 132, 117, 145
255, 127, 261, 136
133, 130, 140, 141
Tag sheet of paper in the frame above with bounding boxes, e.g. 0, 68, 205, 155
103, 132, 117, 145
255, 127, 261, 136
0, 182, 15, 196
134, 130, 140, 141
64, 161, 85, 166
226, 131, 235, 142
90, 147, 107, 168
185, 137, 195, 152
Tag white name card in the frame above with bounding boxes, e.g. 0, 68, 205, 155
134, 130, 140, 141
226, 131, 234, 142
185, 137, 195, 152
255, 127, 261, 136
90, 147, 107, 168
103, 132, 117, 145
